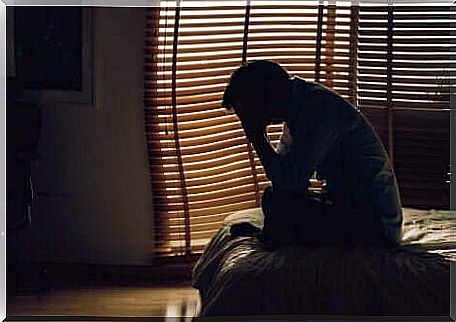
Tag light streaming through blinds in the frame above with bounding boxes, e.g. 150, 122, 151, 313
147, 3, 255, 255
357, 5, 454, 207
144, 1, 453, 256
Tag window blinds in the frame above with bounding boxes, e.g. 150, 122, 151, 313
357, 5, 453, 209
146, 3, 257, 255
144, 2, 452, 256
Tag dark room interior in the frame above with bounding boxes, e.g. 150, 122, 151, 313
5, 2, 455, 321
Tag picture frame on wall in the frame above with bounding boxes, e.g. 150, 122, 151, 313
11, 7, 94, 105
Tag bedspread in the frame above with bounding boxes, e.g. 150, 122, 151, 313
192, 208, 454, 317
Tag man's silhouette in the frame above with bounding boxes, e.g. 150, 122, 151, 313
222, 60, 403, 249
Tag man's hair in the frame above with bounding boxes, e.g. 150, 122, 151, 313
222, 60, 290, 111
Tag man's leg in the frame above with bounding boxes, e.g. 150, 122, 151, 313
262, 187, 388, 248
292, 192, 350, 246
329, 192, 386, 245
261, 185, 298, 250
261, 186, 346, 249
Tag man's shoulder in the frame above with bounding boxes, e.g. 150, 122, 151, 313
300, 79, 330, 93
293, 78, 326, 95
308, 81, 350, 103
304, 82, 360, 118
289, 78, 362, 134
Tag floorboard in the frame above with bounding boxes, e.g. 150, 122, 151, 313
7, 286, 200, 320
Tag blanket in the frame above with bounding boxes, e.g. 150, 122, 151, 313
192, 208, 454, 317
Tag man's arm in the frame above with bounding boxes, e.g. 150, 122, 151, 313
244, 126, 314, 192
240, 120, 281, 176
242, 86, 361, 192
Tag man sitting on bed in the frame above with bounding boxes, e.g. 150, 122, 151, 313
222, 60, 403, 250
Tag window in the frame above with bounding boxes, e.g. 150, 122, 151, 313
144, 1, 453, 256
357, 5, 453, 208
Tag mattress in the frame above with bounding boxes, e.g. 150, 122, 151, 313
192, 207, 454, 317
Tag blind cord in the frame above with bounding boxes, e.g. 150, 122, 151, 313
170, 1, 192, 256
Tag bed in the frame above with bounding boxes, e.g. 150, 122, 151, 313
192, 207, 454, 317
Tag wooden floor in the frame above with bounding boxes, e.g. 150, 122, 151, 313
7, 286, 200, 320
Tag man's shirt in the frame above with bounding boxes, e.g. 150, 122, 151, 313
267, 77, 403, 245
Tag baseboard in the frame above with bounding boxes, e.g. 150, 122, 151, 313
7, 256, 200, 295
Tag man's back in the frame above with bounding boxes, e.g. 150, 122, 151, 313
287, 78, 403, 244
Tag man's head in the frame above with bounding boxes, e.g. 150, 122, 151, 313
222, 60, 292, 125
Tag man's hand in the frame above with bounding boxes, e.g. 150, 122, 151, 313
236, 109, 310, 192
242, 119, 267, 144
234, 106, 304, 191
236, 109, 268, 144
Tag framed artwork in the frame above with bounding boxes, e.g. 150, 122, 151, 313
12, 7, 93, 104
